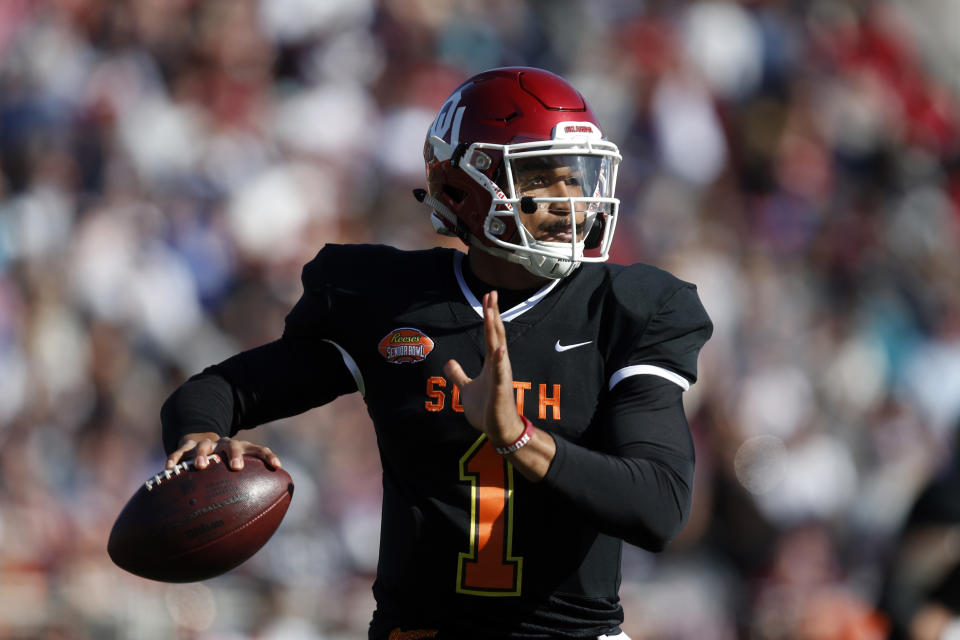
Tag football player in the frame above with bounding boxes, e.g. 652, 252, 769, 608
162, 67, 713, 639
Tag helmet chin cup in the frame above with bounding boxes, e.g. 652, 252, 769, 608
469, 237, 578, 280
523, 253, 580, 279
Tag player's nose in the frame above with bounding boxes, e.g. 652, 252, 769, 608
546, 180, 575, 198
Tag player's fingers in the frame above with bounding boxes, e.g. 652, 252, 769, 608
493, 294, 507, 347
166, 438, 199, 469
482, 292, 510, 381
481, 293, 494, 354
224, 438, 247, 470
489, 291, 508, 351
250, 445, 282, 470
494, 344, 511, 377
482, 292, 505, 356
220, 441, 282, 471
166, 449, 185, 469
194, 436, 222, 469
444, 358, 471, 388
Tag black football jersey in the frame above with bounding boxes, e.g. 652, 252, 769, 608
275, 244, 712, 639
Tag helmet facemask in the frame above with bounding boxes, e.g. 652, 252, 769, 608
445, 123, 621, 279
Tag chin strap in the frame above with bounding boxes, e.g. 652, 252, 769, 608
414, 188, 462, 239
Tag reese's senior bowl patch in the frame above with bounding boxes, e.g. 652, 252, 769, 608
379, 328, 435, 364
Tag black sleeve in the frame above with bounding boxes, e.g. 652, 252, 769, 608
161, 338, 357, 455
931, 561, 960, 611
161, 249, 357, 455
161, 371, 235, 454
540, 375, 695, 552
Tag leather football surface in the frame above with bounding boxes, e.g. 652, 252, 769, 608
108, 454, 293, 582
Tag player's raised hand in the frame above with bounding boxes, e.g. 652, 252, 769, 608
444, 291, 526, 447
166, 432, 282, 471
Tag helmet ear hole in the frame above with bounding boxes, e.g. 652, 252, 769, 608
443, 185, 467, 204
492, 163, 506, 186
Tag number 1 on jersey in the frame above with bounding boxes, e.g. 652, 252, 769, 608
457, 435, 523, 597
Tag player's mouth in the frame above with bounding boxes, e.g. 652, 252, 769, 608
538, 218, 586, 243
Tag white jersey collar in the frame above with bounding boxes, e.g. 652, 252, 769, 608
453, 251, 559, 322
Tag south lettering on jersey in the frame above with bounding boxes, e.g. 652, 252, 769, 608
425, 376, 561, 420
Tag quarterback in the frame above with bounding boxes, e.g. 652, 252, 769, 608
162, 67, 713, 639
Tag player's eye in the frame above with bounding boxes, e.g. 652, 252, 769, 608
520, 174, 549, 189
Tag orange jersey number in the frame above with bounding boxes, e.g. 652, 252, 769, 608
456, 435, 523, 597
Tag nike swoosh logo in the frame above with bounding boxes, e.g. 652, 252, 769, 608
555, 340, 593, 352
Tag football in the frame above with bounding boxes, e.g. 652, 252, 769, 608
108, 454, 294, 582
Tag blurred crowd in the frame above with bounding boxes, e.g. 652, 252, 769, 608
1, 0, 959, 638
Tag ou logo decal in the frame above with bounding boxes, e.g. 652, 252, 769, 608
429, 88, 467, 146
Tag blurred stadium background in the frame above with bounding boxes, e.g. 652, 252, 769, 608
1, 0, 959, 638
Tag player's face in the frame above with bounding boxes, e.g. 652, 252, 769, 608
512, 156, 594, 243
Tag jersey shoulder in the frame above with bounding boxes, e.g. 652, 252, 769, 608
285, 244, 459, 336
580, 261, 702, 323
302, 243, 457, 296
584, 261, 713, 383
609, 262, 701, 322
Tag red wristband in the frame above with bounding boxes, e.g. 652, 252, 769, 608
494, 416, 535, 455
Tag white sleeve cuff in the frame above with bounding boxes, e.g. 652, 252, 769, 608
608, 364, 690, 391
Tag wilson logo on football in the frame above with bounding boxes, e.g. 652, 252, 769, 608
379, 328, 435, 364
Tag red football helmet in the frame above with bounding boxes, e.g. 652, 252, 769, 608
418, 67, 621, 279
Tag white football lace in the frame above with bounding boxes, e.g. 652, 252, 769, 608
144, 454, 221, 491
